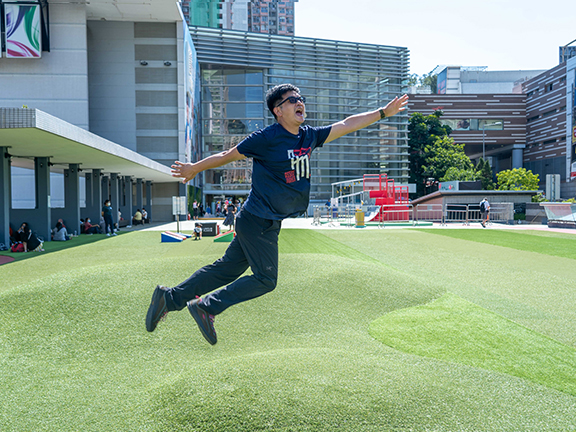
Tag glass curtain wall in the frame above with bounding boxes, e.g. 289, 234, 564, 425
201, 66, 264, 196
192, 27, 409, 205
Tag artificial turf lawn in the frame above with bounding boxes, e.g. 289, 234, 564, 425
1, 228, 576, 431
370, 292, 576, 397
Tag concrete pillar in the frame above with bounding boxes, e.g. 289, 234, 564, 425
63, 164, 80, 235
136, 178, 143, 212
84, 171, 92, 219
35, 157, 51, 241
0, 147, 11, 246
89, 169, 102, 223
145, 181, 152, 222
121, 176, 133, 223
512, 147, 524, 169
110, 173, 119, 227
102, 175, 110, 203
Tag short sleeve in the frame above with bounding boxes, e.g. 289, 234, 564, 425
312, 125, 332, 150
237, 129, 268, 159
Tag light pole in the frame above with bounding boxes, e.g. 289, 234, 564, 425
482, 121, 502, 161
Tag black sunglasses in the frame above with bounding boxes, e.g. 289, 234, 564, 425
275, 95, 306, 108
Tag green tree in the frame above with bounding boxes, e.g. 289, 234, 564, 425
422, 136, 474, 182
408, 110, 452, 196
496, 168, 540, 191
405, 73, 419, 87
441, 166, 477, 182
420, 73, 438, 93
475, 158, 495, 190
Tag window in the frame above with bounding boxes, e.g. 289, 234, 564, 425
527, 115, 540, 123
542, 109, 557, 118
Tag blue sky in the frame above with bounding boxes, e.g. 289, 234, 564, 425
295, 0, 574, 76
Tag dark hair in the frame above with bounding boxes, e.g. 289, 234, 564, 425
56, 221, 63, 232
266, 83, 301, 120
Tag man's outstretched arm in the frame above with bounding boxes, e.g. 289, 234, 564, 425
324, 94, 409, 144
171, 147, 246, 183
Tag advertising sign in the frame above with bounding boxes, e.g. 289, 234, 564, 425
183, 20, 201, 166
437, 68, 447, 94
4, 4, 41, 58
572, 82, 576, 179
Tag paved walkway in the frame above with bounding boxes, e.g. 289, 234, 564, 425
137, 218, 576, 235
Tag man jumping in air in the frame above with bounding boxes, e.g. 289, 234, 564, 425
146, 83, 409, 344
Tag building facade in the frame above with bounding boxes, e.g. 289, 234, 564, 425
435, 66, 545, 95
523, 63, 568, 186
409, 94, 527, 172
189, 26, 410, 208
409, 60, 576, 198
0, 1, 194, 235
186, 1, 297, 36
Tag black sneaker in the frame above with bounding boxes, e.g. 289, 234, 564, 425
187, 299, 217, 345
146, 285, 169, 332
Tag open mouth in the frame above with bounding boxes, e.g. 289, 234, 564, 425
295, 107, 305, 118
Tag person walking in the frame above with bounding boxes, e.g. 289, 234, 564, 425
223, 200, 236, 231
102, 199, 116, 236
146, 83, 409, 344
193, 200, 199, 220
480, 197, 490, 228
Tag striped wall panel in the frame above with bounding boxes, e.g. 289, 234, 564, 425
408, 94, 526, 157
522, 63, 567, 163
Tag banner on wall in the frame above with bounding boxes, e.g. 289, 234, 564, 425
4, 4, 42, 58
572, 82, 576, 179
182, 19, 201, 174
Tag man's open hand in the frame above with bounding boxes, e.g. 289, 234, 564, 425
383, 94, 409, 117
171, 161, 197, 183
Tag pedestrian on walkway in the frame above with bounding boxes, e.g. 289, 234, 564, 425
480, 197, 490, 228
146, 83, 409, 344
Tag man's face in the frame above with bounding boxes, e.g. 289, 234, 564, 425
275, 90, 306, 124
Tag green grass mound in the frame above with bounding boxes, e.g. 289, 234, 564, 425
146, 347, 576, 432
419, 228, 576, 260
2, 229, 576, 431
370, 292, 576, 396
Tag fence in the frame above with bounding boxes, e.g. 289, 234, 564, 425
312, 202, 515, 227
414, 204, 443, 225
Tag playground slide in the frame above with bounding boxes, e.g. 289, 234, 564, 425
364, 206, 381, 222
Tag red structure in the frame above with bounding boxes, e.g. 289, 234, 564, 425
363, 174, 410, 221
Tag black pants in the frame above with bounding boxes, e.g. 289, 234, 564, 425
104, 216, 114, 234
165, 210, 281, 315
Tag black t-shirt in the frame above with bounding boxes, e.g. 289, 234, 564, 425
237, 123, 331, 220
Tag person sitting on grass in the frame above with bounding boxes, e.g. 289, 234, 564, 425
84, 218, 102, 235
52, 221, 70, 241
193, 223, 202, 240
17, 222, 44, 252
145, 83, 408, 345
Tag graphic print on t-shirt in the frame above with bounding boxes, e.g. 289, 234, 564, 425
286, 147, 311, 183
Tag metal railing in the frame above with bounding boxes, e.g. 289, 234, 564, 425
312, 203, 515, 227
414, 204, 444, 225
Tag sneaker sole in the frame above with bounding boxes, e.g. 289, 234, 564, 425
187, 301, 217, 345
146, 286, 167, 332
